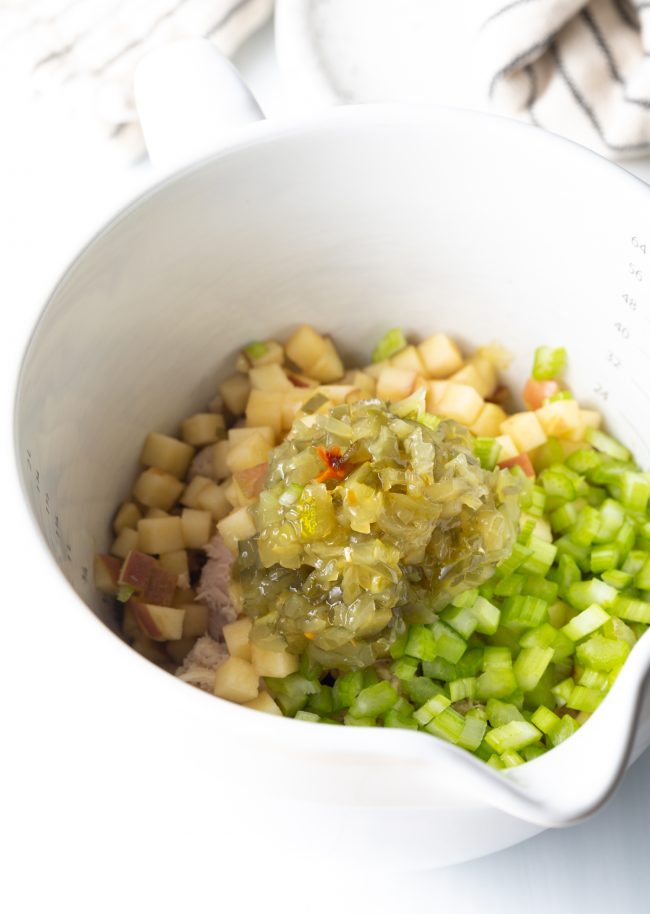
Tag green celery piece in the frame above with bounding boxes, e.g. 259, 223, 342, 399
576, 635, 630, 671
474, 437, 502, 470
590, 543, 619, 574
487, 754, 505, 770
343, 714, 376, 727
550, 501, 579, 534
414, 693, 451, 726
561, 604, 610, 641
477, 668, 518, 701
602, 569, 633, 590
567, 685, 604, 713
502, 595, 549, 630
520, 484, 547, 517
486, 699, 525, 727
432, 621, 467, 664
621, 472, 650, 512
555, 535, 591, 573
552, 677, 575, 707
332, 670, 363, 709
494, 573, 525, 597
566, 578, 617, 610
611, 594, 650, 624
457, 716, 487, 751
306, 685, 335, 716
472, 596, 501, 635
532, 345, 567, 381
449, 677, 478, 701
244, 340, 269, 360
539, 467, 576, 503
295, 710, 320, 722
521, 744, 548, 762
265, 673, 319, 716
579, 669, 609, 690
390, 656, 419, 681
349, 681, 398, 719
521, 575, 558, 604
520, 536, 558, 576
362, 667, 380, 688
452, 587, 480, 608
553, 554, 581, 597
424, 708, 465, 744
623, 550, 649, 575
635, 557, 650, 591
531, 439, 565, 474
570, 505, 601, 547
548, 714, 578, 748
456, 647, 484, 678
372, 328, 407, 362
383, 709, 419, 730
404, 677, 443, 706
389, 629, 409, 659
483, 646, 513, 671
531, 705, 562, 735
514, 646, 554, 691
565, 448, 604, 474
485, 720, 542, 753
495, 543, 533, 578
422, 656, 457, 681
585, 428, 631, 462
441, 604, 479, 640
404, 624, 438, 661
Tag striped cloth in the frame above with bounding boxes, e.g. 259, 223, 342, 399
1, 0, 272, 158
480, 0, 650, 158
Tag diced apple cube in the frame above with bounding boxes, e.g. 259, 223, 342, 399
470, 402, 507, 437
213, 440, 231, 480
376, 366, 417, 401
112, 502, 142, 535
118, 549, 156, 591
181, 508, 213, 549
351, 371, 376, 396
173, 586, 196, 607
249, 363, 293, 391
131, 635, 170, 665
94, 554, 121, 594
130, 600, 186, 641
137, 516, 185, 555
111, 527, 139, 559
390, 345, 425, 373
245, 390, 283, 438
223, 616, 253, 660
564, 408, 603, 443
180, 602, 210, 638
214, 656, 259, 703
226, 431, 271, 473
133, 468, 184, 511
281, 390, 314, 430
435, 383, 484, 425
140, 432, 195, 478
495, 434, 519, 461
142, 565, 177, 606
425, 381, 448, 411
451, 357, 497, 399
285, 325, 327, 371
314, 385, 357, 405
418, 333, 464, 378
535, 399, 582, 439
145, 508, 169, 519
196, 480, 232, 521
311, 339, 345, 382
180, 413, 225, 447
500, 412, 547, 452
250, 644, 300, 678
180, 475, 212, 508
217, 507, 256, 553
362, 362, 384, 380
220, 373, 251, 416
228, 426, 275, 447
244, 692, 283, 715
158, 549, 189, 581
234, 464, 268, 499
243, 339, 284, 367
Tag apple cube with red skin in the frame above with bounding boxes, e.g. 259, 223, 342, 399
118, 550, 156, 592
129, 599, 185, 641
499, 454, 535, 478
94, 554, 121, 595
142, 565, 177, 606
234, 463, 268, 499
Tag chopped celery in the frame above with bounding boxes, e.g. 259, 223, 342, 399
474, 437, 502, 470
532, 345, 567, 381
390, 656, 419, 681
404, 624, 438, 661
485, 720, 542, 753
349, 681, 398, 718
561, 604, 610, 641
585, 428, 631, 462
567, 686, 604, 713
449, 677, 478, 701
372, 328, 408, 362
514, 647, 554, 691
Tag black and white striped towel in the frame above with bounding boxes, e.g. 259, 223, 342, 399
480, 0, 650, 158
2, 0, 272, 158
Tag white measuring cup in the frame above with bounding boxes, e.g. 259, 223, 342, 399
13, 41, 650, 868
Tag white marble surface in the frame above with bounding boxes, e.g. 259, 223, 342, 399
3, 18, 650, 914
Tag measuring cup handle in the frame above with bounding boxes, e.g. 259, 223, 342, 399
134, 39, 264, 171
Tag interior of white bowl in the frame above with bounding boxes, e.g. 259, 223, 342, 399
14, 110, 650, 819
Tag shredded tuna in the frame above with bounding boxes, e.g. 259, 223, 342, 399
176, 634, 228, 692
197, 533, 238, 639
188, 445, 215, 480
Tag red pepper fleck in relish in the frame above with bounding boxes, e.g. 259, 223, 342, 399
315, 445, 351, 483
